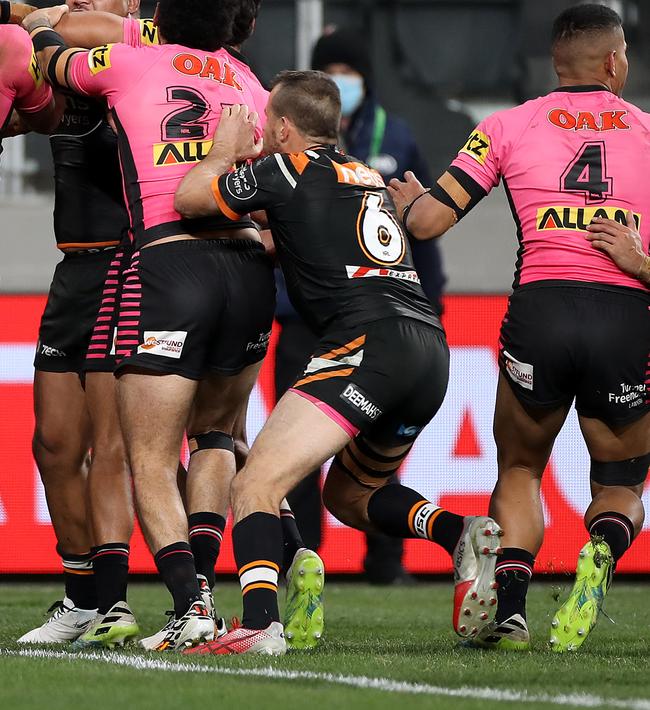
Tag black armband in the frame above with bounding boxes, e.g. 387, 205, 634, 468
0, 1, 11, 24
32, 28, 67, 51
440, 166, 488, 220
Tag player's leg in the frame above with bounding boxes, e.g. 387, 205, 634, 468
74, 369, 139, 650
550, 412, 649, 652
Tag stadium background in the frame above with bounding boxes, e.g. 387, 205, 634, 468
1, 0, 649, 576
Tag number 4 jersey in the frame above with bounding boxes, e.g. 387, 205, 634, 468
64, 40, 268, 247
213, 145, 441, 334
451, 86, 650, 292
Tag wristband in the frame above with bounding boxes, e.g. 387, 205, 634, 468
401, 189, 431, 234
0, 2, 11, 24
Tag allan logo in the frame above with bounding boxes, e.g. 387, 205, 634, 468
153, 140, 213, 167
536, 205, 641, 232
172, 53, 242, 90
547, 109, 630, 132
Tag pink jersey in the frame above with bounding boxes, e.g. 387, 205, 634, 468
451, 87, 650, 291
66, 40, 269, 247
0, 26, 52, 133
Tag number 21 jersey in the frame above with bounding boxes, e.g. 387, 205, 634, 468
451, 86, 650, 292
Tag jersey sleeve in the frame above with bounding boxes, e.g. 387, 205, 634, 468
211, 153, 301, 220
66, 43, 138, 99
449, 113, 505, 194
122, 18, 159, 47
8, 28, 52, 113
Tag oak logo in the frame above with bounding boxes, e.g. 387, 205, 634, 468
536, 205, 641, 232
547, 109, 630, 132
153, 140, 213, 167
172, 53, 242, 90
460, 129, 490, 165
88, 44, 113, 75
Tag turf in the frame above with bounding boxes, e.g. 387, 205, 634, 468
1, 580, 649, 709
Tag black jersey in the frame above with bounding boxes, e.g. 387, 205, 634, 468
214, 145, 441, 334
50, 95, 130, 249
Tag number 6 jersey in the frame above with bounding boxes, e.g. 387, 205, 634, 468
212, 145, 441, 334
450, 86, 650, 292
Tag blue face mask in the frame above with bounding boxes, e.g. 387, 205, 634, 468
331, 74, 364, 118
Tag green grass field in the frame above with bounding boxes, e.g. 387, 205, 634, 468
1, 581, 649, 710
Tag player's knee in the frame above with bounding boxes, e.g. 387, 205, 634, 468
590, 453, 650, 490
32, 423, 87, 470
323, 456, 373, 530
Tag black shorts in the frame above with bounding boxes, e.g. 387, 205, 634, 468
290, 317, 449, 447
83, 245, 133, 373
34, 249, 116, 374
114, 239, 276, 379
499, 281, 650, 425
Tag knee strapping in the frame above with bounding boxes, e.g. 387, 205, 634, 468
590, 452, 650, 487
188, 431, 234, 456
334, 437, 412, 490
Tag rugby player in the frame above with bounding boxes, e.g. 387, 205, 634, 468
175, 72, 503, 656
29, 0, 325, 651
389, 4, 649, 652
28, 0, 281, 652
15, 0, 142, 646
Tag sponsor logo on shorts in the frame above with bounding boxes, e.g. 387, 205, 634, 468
536, 206, 641, 232
153, 140, 213, 167
547, 109, 630, 132
460, 129, 490, 165
137, 331, 187, 359
502, 350, 533, 391
246, 331, 271, 353
608, 382, 646, 408
397, 424, 423, 438
88, 45, 114, 75
226, 166, 258, 200
340, 384, 383, 421
37, 341, 66, 358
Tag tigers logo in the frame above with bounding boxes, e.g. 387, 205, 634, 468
153, 140, 213, 167
88, 45, 113, 75
460, 130, 490, 165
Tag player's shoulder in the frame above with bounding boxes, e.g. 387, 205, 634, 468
614, 96, 650, 129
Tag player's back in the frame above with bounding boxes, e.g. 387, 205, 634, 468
453, 87, 650, 290
68, 41, 263, 247
0, 25, 51, 140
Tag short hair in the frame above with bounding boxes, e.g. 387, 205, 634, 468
552, 3, 622, 47
229, 0, 262, 47
270, 70, 341, 141
157, 0, 238, 52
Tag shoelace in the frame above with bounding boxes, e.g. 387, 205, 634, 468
230, 617, 242, 631
45, 601, 68, 621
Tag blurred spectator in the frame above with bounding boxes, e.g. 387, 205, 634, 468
277, 28, 446, 585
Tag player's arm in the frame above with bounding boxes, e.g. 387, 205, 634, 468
175, 105, 264, 218
0, 2, 38, 25
586, 212, 650, 286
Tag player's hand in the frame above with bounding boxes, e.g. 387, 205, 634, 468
388, 171, 427, 218
585, 211, 646, 278
212, 104, 263, 163
22, 3, 68, 33
9, 3, 37, 24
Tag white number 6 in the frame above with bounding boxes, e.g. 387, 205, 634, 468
357, 192, 405, 265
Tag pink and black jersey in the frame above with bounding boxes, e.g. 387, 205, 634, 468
66, 41, 268, 247
0, 26, 51, 143
451, 86, 650, 292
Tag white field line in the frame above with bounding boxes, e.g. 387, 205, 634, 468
2, 648, 650, 709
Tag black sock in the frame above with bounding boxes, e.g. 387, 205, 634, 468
367, 484, 465, 555
589, 511, 634, 563
92, 543, 130, 615
233, 512, 282, 630
494, 548, 534, 623
188, 512, 226, 589
279, 504, 305, 574
154, 542, 201, 618
61, 551, 97, 610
